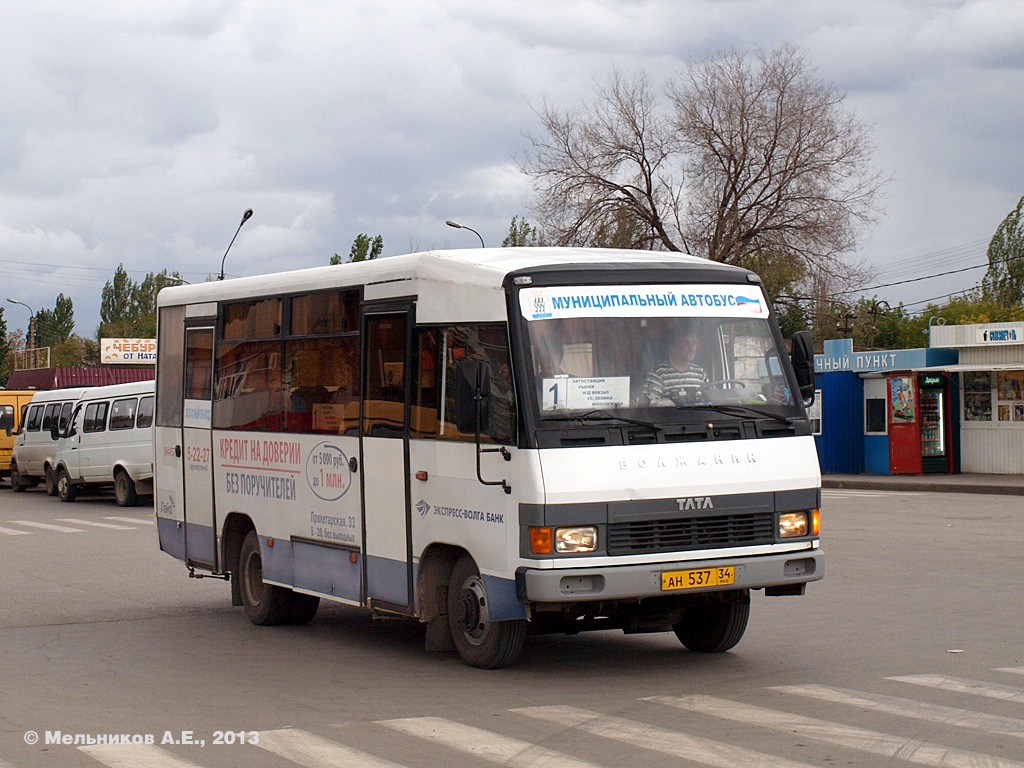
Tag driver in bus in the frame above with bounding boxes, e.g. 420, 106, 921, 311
641, 319, 708, 406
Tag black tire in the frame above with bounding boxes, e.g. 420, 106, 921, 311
447, 554, 526, 669
289, 593, 320, 625
114, 470, 139, 507
56, 467, 78, 502
238, 530, 294, 625
672, 590, 750, 653
45, 466, 58, 496
10, 461, 27, 492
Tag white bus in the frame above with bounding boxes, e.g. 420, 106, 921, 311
155, 248, 823, 668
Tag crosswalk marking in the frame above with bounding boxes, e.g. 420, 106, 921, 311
105, 516, 154, 525
8, 519, 83, 533
646, 694, 1024, 768
56, 520, 137, 532
78, 743, 203, 768
0, 667, 1012, 768
257, 728, 405, 767
888, 674, 1024, 705
0, 517, 153, 535
773, 683, 1024, 740
513, 705, 818, 768
379, 716, 602, 768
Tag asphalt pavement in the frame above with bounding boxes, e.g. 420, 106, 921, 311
823, 471, 1024, 495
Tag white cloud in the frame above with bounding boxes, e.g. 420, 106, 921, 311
1, 0, 1023, 332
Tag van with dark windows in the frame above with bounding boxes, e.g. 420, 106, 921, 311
10, 387, 88, 493
51, 380, 155, 506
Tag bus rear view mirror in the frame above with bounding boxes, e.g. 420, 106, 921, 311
454, 359, 491, 434
790, 331, 816, 406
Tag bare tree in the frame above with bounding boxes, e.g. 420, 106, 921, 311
523, 45, 883, 296
525, 69, 684, 251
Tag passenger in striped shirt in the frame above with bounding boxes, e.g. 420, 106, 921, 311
642, 321, 708, 406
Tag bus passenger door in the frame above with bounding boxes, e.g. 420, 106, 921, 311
361, 308, 413, 612
182, 326, 218, 570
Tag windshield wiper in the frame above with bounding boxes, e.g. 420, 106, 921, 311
672, 402, 798, 427
541, 410, 662, 432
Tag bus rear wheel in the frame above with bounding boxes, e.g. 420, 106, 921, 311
239, 530, 294, 626
114, 470, 139, 507
672, 590, 750, 653
447, 555, 526, 669
45, 466, 58, 496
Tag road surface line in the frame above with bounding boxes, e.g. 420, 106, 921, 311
79, 744, 203, 768
513, 704, 818, 768
772, 683, 1024, 740
996, 667, 1024, 676
105, 516, 155, 525
888, 674, 1024, 705
647, 694, 1024, 768
258, 728, 406, 767
379, 716, 602, 768
9, 519, 83, 533
58, 520, 137, 532
0, 524, 32, 535
57, 518, 136, 530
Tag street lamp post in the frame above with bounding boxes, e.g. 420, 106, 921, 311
6, 298, 39, 369
445, 219, 485, 248
6, 298, 36, 348
218, 208, 254, 281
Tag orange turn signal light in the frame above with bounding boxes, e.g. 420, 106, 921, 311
811, 509, 820, 536
530, 527, 553, 555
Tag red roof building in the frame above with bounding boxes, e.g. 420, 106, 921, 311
4, 366, 155, 390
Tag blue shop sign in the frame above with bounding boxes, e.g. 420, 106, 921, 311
814, 338, 956, 374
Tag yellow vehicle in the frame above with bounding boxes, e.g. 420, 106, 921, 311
0, 390, 37, 486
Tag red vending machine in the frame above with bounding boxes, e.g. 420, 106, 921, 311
918, 373, 951, 474
888, 374, 921, 474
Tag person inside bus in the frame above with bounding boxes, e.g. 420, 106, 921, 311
641, 319, 708, 406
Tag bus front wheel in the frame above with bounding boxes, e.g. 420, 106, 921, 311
239, 530, 294, 626
672, 590, 750, 653
447, 555, 526, 669
56, 467, 78, 502
10, 461, 27, 492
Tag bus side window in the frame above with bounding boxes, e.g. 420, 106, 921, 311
437, 324, 516, 445
25, 404, 44, 432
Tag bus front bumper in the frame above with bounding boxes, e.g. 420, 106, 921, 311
516, 550, 824, 604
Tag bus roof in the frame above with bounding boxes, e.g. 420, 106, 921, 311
157, 247, 750, 323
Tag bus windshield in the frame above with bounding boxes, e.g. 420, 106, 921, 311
519, 283, 799, 418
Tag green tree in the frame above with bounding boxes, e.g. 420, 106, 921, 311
982, 195, 1024, 307
501, 216, 542, 247
99, 264, 137, 337
34, 294, 76, 349
331, 234, 384, 264
98, 265, 182, 339
0, 309, 9, 385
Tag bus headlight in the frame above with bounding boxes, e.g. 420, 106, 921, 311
554, 526, 598, 553
779, 511, 809, 538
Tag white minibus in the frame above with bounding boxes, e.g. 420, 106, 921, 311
52, 380, 155, 506
155, 248, 823, 668
10, 387, 89, 494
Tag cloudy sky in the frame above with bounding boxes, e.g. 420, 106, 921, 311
2, 0, 1023, 337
